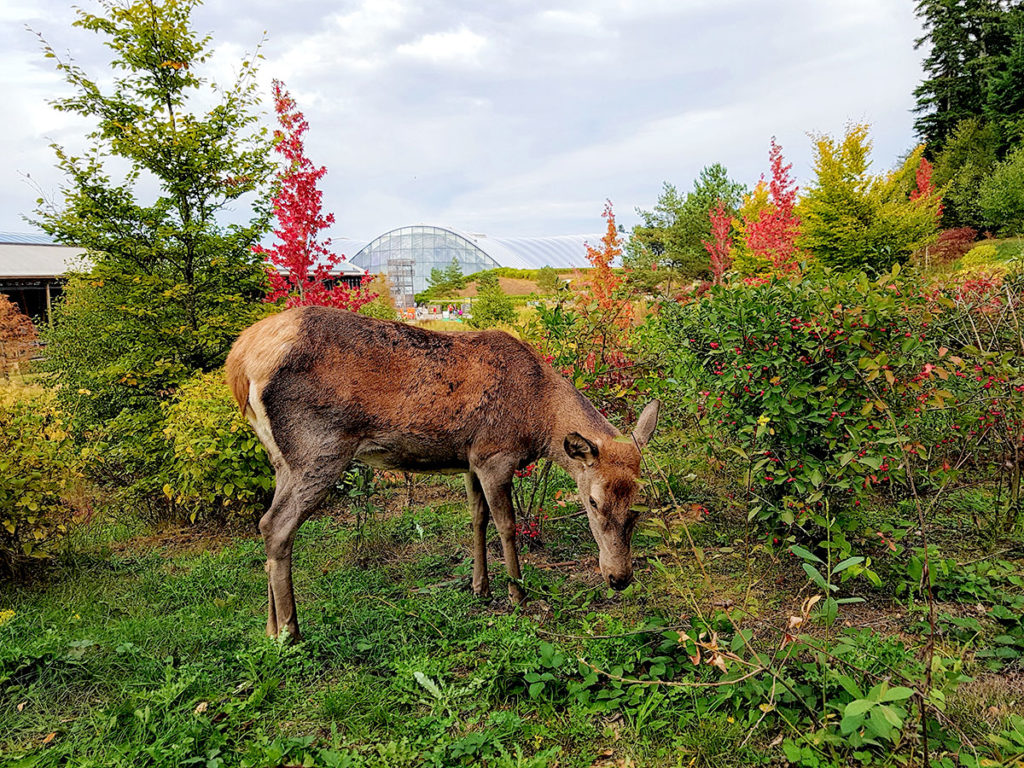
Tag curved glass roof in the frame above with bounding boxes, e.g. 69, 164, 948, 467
350, 225, 600, 305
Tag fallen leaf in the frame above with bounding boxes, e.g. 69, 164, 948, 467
17, 701, 26, 712
42, 732, 56, 744
194, 701, 208, 714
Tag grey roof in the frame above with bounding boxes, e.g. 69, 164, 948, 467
0, 236, 88, 278
0, 232, 61, 245
320, 239, 370, 275
0, 231, 366, 279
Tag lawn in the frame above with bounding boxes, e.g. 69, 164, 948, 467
3, 474, 1023, 767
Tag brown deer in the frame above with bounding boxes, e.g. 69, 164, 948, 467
226, 306, 659, 639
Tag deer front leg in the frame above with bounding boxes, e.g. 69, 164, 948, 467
465, 471, 491, 597
475, 465, 525, 605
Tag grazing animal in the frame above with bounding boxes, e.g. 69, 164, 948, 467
226, 307, 659, 639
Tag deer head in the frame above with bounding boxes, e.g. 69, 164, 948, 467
564, 399, 660, 590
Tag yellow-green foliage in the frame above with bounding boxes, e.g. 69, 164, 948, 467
358, 273, 399, 321
798, 124, 942, 271
960, 244, 1000, 268
162, 370, 273, 521
957, 243, 1008, 278
0, 386, 78, 571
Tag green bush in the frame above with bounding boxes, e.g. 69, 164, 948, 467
467, 274, 516, 329
979, 146, 1024, 236
161, 370, 273, 522
655, 267, 955, 533
0, 386, 79, 573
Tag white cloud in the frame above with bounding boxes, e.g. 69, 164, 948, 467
396, 26, 487, 66
0, 0, 927, 241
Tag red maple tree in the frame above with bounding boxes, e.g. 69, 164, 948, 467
743, 138, 802, 274
911, 155, 943, 218
254, 80, 374, 310
703, 200, 734, 284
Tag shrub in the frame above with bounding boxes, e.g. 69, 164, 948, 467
0, 386, 79, 574
0, 295, 38, 380
467, 273, 516, 329
918, 227, 976, 266
537, 266, 560, 293
358, 273, 399, 321
162, 369, 273, 522
655, 267, 955, 533
956, 243, 1009, 280
979, 146, 1024, 236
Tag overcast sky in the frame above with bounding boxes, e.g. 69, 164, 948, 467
1, 0, 926, 245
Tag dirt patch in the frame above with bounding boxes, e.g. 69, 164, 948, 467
108, 524, 249, 557
954, 668, 1024, 726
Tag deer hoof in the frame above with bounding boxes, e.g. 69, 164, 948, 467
472, 581, 491, 598
508, 582, 526, 605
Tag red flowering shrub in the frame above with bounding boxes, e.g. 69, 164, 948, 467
656, 266, 992, 535
703, 200, 734, 285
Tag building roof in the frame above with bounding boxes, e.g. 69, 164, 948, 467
452, 230, 600, 270
0, 232, 367, 279
0, 233, 88, 278
351, 226, 601, 271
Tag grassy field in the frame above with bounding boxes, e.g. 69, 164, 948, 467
3, 472, 1023, 767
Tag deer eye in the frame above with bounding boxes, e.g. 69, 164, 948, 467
589, 497, 598, 509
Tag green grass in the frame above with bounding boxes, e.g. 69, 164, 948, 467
2, 487, 1022, 767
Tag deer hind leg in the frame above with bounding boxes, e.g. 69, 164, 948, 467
260, 456, 350, 641
465, 471, 491, 597
475, 467, 525, 605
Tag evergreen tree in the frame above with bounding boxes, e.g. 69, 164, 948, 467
468, 273, 515, 328
914, 0, 1024, 153
798, 125, 942, 272
985, 22, 1024, 146
442, 258, 465, 291
626, 164, 745, 284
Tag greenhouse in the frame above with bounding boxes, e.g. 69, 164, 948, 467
349, 225, 598, 306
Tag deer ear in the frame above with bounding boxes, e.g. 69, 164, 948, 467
632, 399, 660, 449
564, 432, 598, 465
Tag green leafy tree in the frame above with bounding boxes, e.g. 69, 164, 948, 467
979, 145, 1024, 234
627, 164, 745, 287
468, 272, 515, 328
33, 0, 272, 423
798, 125, 942, 272
932, 117, 1002, 229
